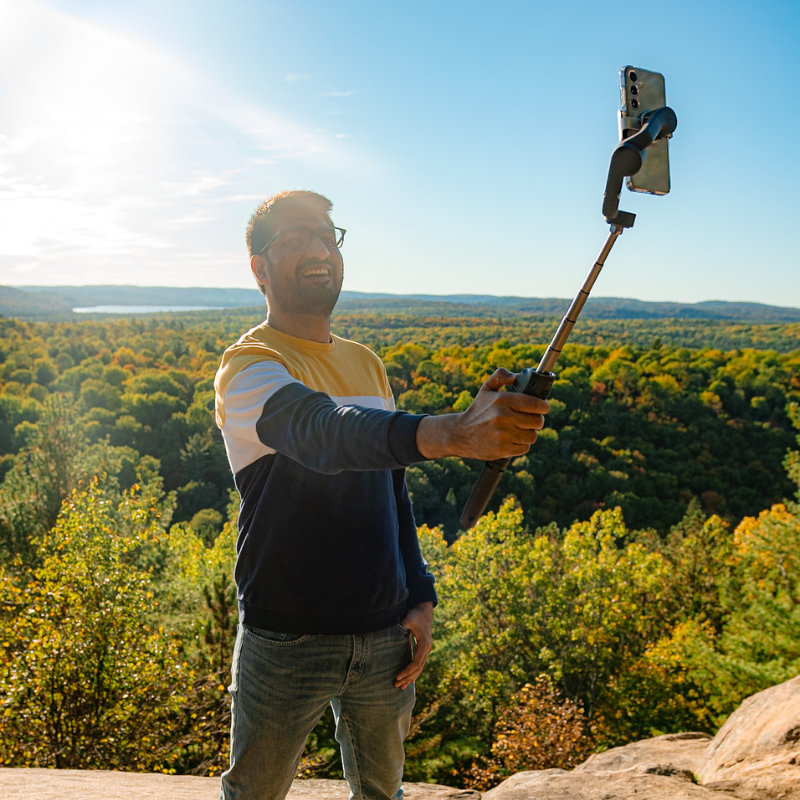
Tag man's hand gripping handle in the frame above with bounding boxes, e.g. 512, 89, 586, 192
459, 369, 555, 529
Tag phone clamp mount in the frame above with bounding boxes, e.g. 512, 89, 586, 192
459, 105, 677, 530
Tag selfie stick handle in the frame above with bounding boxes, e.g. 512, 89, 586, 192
459, 225, 624, 530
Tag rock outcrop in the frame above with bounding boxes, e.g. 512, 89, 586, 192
697, 674, 800, 800
482, 735, 717, 800
483, 767, 722, 800
575, 730, 711, 778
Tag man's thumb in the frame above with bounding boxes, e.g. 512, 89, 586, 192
481, 368, 517, 393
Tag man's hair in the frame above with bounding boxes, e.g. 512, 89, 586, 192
247, 190, 334, 257
246, 190, 334, 296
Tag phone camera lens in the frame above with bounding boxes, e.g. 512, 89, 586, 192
631, 98, 640, 109
629, 70, 638, 82
630, 86, 638, 95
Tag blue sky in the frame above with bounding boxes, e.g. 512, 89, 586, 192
1, 0, 798, 306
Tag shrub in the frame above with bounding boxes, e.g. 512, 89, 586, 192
466, 676, 596, 791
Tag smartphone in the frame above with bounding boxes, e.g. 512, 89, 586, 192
618, 66, 671, 195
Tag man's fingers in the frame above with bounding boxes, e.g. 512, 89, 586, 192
502, 408, 547, 431
395, 657, 422, 686
394, 620, 432, 689
480, 371, 552, 415
505, 393, 551, 416
512, 431, 538, 447
395, 643, 431, 689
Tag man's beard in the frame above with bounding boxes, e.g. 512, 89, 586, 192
265, 256, 343, 316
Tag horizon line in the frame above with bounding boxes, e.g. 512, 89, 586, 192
4, 283, 800, 312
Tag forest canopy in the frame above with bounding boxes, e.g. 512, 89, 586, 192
1, 311, 796, 536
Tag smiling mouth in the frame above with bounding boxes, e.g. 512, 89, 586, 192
299, 265, 332, 280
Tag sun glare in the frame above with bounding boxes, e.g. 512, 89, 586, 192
0, 0, 353, 286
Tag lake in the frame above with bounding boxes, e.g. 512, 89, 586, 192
73, 305, 222, 314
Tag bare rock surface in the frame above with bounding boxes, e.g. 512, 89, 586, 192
0, 769, 221, 800
0, 769, 478, 799
697, 674, 800, 800
575, 731, 712, 777
285, 779, 479, 799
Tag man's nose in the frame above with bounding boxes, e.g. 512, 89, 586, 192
306, 233, 332, 259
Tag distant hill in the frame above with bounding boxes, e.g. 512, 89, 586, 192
3, 285, 800, 322
15, 285, 264, 310
337, 294, 800, 322
0, 285, 74, 318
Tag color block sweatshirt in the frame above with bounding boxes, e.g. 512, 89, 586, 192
214, 322, 437, 634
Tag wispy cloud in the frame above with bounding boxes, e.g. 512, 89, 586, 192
163, 210, 221, 227
322, 89, 357, 98
160, 170, 242, 199
10, 261, 39, 274
0, 0, 358, 286
284, 73, 311, 82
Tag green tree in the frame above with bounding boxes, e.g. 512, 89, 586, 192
671, 501, 800, 727
164, 517, 238, 775
785, 402, 800, 492
628, 403, 800, 731
0, 480, 187, 770
0, 395, 143, 568
657, 501, 734, 633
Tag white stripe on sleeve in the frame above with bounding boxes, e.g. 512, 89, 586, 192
221, 361, 300, 473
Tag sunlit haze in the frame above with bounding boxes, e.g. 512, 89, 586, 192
1, 0, 798, 306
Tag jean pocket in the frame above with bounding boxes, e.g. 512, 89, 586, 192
243, 625, 311, 646
394, 623, 411, 635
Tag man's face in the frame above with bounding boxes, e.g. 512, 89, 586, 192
254, 205, 344, 316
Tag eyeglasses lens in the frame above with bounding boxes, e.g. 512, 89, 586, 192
281, 228, 343, 250
318, 230, 340, 249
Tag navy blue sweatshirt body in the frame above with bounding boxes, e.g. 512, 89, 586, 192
214, 323, 437, 634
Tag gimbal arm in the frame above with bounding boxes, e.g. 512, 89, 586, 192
603, 106, 677, 225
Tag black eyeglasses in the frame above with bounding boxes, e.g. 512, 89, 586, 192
260, 226, 346, 254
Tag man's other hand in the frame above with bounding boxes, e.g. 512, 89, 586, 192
394, 601, 433, 690
416, 368, 550, 461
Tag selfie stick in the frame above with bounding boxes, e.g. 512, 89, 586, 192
460, 106, 677, 529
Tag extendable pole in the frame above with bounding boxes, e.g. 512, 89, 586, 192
538, 225, 623, 374
459, 224, 625, 530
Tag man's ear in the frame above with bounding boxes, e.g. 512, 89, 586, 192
251, 254, 269, 289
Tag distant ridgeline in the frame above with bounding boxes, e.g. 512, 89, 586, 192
0, 284, 799, 321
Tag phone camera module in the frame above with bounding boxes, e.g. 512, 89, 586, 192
630, 85, 638, 95
629, 70, 638, 82
631, 98, 640, 109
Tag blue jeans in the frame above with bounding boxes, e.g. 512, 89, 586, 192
220, 623, 416, 800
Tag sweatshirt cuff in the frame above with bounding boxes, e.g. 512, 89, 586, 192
387, 412, 428, 466
407, 582, 439, 609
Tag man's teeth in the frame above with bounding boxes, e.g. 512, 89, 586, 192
303, 268, 329, 276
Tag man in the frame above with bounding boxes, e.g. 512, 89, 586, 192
214, 190, 549, 800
